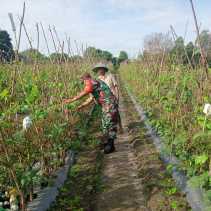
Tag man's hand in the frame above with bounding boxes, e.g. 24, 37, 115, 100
63, 98, 73, 104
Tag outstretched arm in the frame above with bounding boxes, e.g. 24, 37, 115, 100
63, 79, 94, 105
77, 95, 94, 110
63, 90, 88, 104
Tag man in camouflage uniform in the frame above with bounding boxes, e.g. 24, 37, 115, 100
63, 71, 119, 154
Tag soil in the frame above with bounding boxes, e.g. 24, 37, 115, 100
48, 144, 103, 211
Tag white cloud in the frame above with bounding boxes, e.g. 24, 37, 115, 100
0, 0, 210, 57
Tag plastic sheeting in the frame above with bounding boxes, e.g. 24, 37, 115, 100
126, 86, 208, 211
27, 151, 75, 211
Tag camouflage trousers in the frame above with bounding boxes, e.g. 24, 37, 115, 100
101, 103, 119, 140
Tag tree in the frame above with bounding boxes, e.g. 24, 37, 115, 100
0, 30, 14, 62
144, 33, 173, 55
20, 49, 46, 63
83, 46, 113, 61
83, 47, 97, 58
111, 57, 119, 69
101, 50, 113, 61
196, 30, 211, 66
118, 51, 128, 63
69, 55, 82, 62
50, 52, 69, 63
170, 37, 186, 64
185, 42, 194, 57
196, 30, 211, 53
95, 49, 102, 58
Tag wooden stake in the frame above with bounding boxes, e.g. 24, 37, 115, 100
189, 0, 208, 77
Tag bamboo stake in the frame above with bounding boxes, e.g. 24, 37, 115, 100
35, 23, 40, 66
22, 21, 33, 49
40, 23, 50, 56
49, 25, 59, 63
40, 22, 53, 64
189, 0, 208, 77
17, 2, 26, 54
53, 26, 68, 63
170, 25, 194, 70
8, 13, 18, 52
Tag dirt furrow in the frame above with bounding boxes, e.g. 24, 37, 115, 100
95, 83, 190, 211
96, 93, 148, 211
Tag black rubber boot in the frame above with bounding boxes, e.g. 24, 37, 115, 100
110, 139, 116, 152
104, 143, 112, 154
104, 139, 115, 154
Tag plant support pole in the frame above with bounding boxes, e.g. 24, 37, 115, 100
189, 0, 208, 77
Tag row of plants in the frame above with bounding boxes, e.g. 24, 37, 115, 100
119, 62, 211, 203
0, 62, 92, 210
120, 87, 190, 210
49, 104, 103, 211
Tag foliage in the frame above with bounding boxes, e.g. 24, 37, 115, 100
197, 30, 211, 67
0, 30, 14, 62
196, 30, 211, 53
170, 37, 186, 64
0, 61, 92, 210
83, 46, 113, 62
50, 52, 69, 63
111, 57, 120, 70
20, 49, 46, 63
120, 61, 211, 201
140, 31, 211, 68
143, 32, 173, 54
118, 51, 128, 63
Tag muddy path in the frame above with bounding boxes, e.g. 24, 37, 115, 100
95, 83, 190, 211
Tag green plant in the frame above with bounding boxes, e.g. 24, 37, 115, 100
0, 61, 92, 210
120, 61, 211, 200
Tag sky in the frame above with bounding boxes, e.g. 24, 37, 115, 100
0, 0, 211, 57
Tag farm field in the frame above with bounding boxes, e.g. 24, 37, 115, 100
1, 0, 211, 211
0, 62, 94, 210
120, 63, 211, 208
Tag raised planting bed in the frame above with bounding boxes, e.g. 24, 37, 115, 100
27, 151, 75, 211
125, 85, 211, 211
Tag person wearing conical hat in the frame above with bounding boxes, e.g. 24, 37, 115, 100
93, 63, 123, 133
92, 63, 119, 100
63, 72, 119, 154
